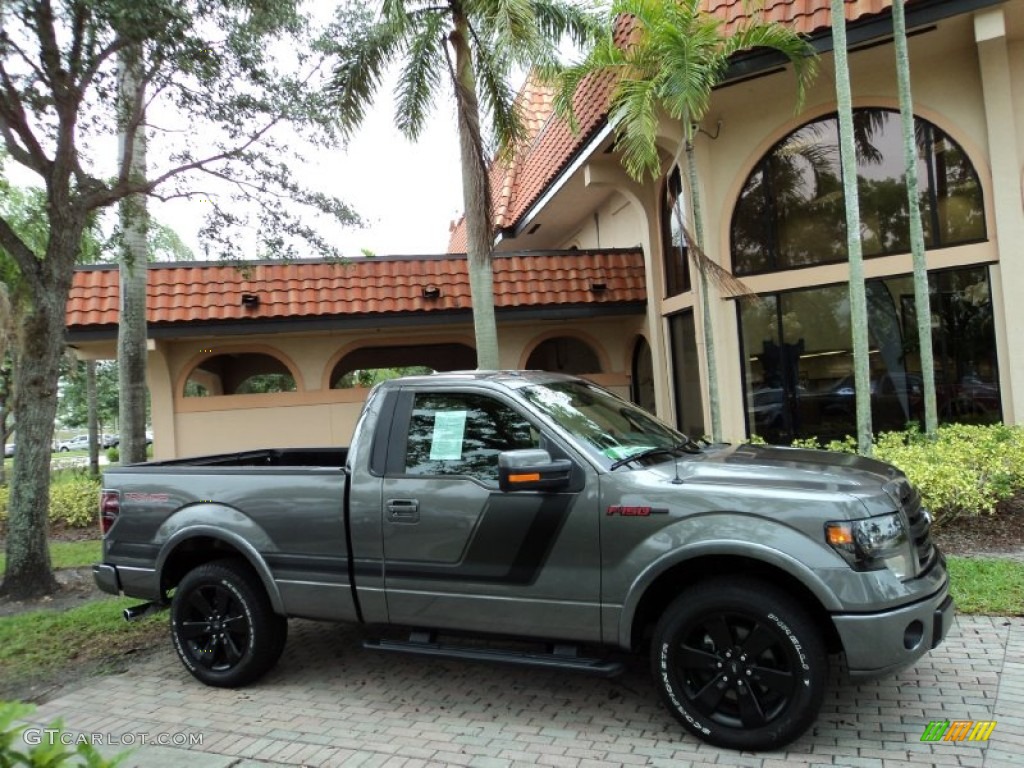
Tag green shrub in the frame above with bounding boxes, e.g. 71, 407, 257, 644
48, 476, 101, 528
106, 447, 119, 463
770, 424, 1024, 526
0, 700, 127, 767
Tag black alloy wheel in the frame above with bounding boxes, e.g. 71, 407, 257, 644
171, 559, 287, 687
652, 578, 826, 751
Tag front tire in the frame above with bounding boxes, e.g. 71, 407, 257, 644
170, 559, 288, 687
651, 578, 826, 751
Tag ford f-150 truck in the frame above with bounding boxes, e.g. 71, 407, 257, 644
94, 371, 953, 750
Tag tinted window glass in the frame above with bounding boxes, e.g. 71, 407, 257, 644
404, 393, 539, 483
732, 109, 986, 275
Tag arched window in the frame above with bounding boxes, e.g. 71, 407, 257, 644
525, 337, 602, 374
661, 167, 690, 296
184, 352, 297, 397
330, 343, 476, 388
731, 109, 986, 275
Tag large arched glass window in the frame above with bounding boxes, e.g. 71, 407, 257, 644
732, 109, 986, 275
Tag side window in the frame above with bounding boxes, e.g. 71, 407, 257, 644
404, 393, 539, 483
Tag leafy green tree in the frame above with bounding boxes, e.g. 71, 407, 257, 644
829, 0, 872, 454
326, 0, 602, 370
0, 0, 359, 600
554, 0, 816, 441
59, 360, 120, 436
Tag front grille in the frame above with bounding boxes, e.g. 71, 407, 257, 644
902, 484, 937, 574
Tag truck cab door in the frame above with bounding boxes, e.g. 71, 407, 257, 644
380, 388, 601, 642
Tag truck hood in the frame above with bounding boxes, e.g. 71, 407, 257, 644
649, 443, 903, 498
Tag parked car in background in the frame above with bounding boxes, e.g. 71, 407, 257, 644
57, 435, 90, 452
4, 443, 14, 457
101, 434, 119, 448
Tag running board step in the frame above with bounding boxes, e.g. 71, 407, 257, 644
363, 632, 624, 677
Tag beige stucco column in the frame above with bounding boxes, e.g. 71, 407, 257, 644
146, 340, 177, 460
583, 160, 674, 422
975, 8, 1024, 423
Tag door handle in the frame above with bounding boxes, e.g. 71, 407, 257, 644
386, 498, 420, 523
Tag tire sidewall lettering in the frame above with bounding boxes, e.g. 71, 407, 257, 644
767, 611, 811, 673
660, 641, 712, 737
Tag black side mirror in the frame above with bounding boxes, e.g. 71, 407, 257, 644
498, 449, 572, 493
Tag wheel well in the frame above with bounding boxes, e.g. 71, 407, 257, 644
160, 536, 253, 596
629, 556, 842, 654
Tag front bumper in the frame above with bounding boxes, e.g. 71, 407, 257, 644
833, 584, 955, 679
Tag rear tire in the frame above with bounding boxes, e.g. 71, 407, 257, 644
651, 577, 826, 751
170, 559, 288, 687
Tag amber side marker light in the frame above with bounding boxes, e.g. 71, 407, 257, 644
825, 522, 854, 546
509, 473, 542, 483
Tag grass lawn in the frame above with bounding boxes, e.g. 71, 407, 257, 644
947, 556, 1024, 615
0, 598, 165, 696
0, 538, 101, 573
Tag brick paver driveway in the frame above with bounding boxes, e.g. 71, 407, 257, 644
28, 615, 1023, 768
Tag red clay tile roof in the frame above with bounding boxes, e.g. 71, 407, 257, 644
447, 0, 901, 251
65, 249, 646, 330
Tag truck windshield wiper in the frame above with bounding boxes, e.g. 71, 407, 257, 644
609, 440, 702, 471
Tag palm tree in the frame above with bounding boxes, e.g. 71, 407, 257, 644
117, 44, 150, 465
830, 0, 872, 455
893, 0, 938, 437
327, 1, 601, 370
554, 0, 816, 442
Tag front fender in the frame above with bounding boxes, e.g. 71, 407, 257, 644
154, 504, 284, 614
611, 515, 847, 649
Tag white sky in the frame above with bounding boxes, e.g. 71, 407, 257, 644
150, 96, 466, 260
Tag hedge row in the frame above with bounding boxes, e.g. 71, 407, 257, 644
787, 423, 1024, 526
0, 474, 101, 530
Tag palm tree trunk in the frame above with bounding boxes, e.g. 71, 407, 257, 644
87, 360, 99, 476
450, 13, 499, 370
684, 140, 721, 442
117, 45, 150, 464
830, 0, 873, 455
893, 0, 938, 437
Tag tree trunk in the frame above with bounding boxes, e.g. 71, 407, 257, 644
87, 360, 99, 476
684, 141, 721, 443
893, 0, 937, 437
1, 278, 76, 599
450, 14, 499, 370
117, 45, 150, 464
830, 0, 873, 455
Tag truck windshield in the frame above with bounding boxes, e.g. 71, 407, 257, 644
517, 380, 691, 468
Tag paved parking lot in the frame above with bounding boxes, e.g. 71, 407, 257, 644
25, 615, 1023, 767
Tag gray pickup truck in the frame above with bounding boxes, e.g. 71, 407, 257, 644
94, 371, 953, 750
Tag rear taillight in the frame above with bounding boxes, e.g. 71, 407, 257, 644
99, 489, 120, 534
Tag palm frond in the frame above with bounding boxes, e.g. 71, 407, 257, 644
327, 19, 407, 139
394, 10, 447, 140
608, 74, 661, 181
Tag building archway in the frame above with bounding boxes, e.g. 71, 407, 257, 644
523, 335, 604, 374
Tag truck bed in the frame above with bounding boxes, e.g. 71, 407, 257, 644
128, 447, 349, 469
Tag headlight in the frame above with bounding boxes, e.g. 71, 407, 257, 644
825, 512, 913, 580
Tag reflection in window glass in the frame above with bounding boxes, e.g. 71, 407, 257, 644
661, 168, 691, 296
739, 266, 1000, 443
668, 311, 706, 438
732, 109, 986, 275
404, 393, 539, 483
